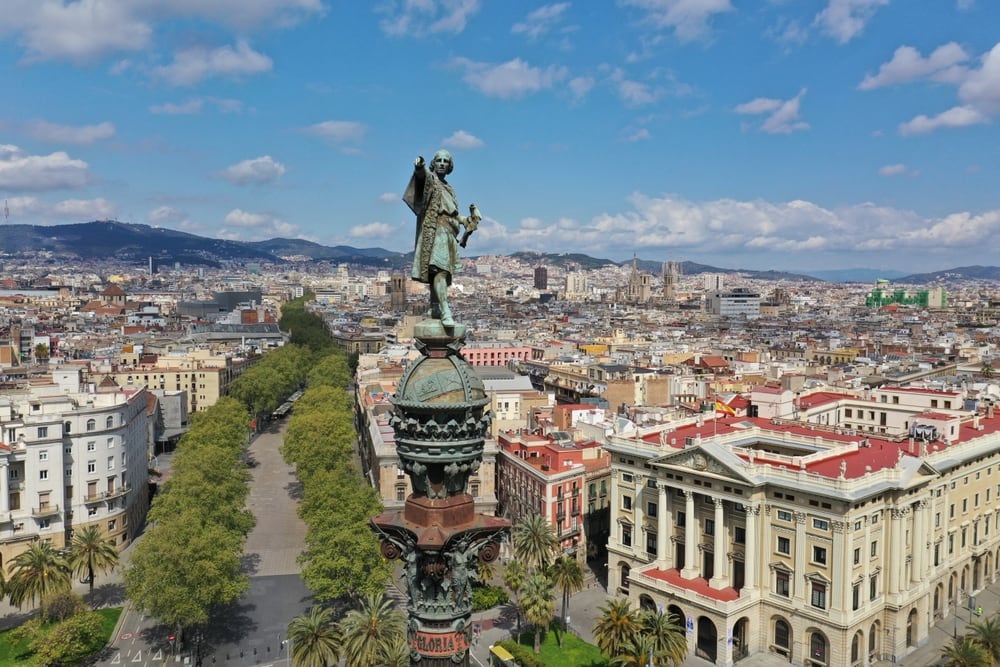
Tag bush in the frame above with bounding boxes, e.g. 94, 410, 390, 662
472, 585, 509, 611
497, 639, 546, 667
43, 591, 86, 622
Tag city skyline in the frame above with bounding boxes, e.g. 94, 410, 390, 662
1, 1, 998, 273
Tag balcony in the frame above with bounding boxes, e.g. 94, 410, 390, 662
102, 485, 130, 500
556, 512, 566, 522
84, 486, 130, 503
31, 504, 60, 519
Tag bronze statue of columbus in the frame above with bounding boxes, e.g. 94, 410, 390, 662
403, 150, 481, 327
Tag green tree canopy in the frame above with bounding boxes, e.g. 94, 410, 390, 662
125, 510, 249, 638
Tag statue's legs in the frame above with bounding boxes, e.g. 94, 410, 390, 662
432, 271, 454, 326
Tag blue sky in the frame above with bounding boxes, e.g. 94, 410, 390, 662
1, 1, 998, 272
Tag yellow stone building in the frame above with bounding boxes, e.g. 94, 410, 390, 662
605, 386, 1000, 666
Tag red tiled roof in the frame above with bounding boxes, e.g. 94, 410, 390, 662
638, 567, 740, 602
797, 392, 856, 409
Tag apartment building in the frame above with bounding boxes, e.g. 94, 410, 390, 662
605, 387, 1000, 666
496, 431, 610, 562
97, 348, 254, 413
0, 367, 150, 566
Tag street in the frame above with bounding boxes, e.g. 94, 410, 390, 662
97, 419, 310, 667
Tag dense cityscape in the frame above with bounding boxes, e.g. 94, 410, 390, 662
0, 243, 996, 665
4, 1, 1000, 665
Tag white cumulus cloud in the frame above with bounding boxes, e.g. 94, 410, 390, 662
442, 130, 485, 149
878, 163, 908, 176
735, 89, 809, 134
153, 41, 272, 86
512, 3, 571, 39
220, 208, 298, 240
0, 145, 92, 191
0, 0, 323, 63
23, 120, 116, 145
621, 0, 734, 42
219, 156, 287, 185
814, 0, 888, 44
349, 222, 395, 240
4, 196, 117, 224
859, 43, 970, 90
898, 106, 989, 135
378, 0, 481, 36
303, 120, 367, 144
451, 57, 568, 99
476, 192, 1000, 267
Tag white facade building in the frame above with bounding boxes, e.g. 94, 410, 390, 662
0, 367, 150, 566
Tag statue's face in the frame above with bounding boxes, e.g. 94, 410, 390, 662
431, 151, 453, 177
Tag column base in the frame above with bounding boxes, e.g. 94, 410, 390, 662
681, 567, 700, 580
710, 576, 730, 589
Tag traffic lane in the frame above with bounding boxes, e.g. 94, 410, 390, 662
98, 605, 173, 667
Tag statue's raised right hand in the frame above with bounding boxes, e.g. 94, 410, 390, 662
414, 156, 425, 169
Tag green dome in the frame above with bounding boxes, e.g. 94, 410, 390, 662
396, 354, 486, 407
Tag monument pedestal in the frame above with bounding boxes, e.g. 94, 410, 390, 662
371, 325, 509, 666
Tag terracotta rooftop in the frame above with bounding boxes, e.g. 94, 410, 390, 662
638, 567, 741, 602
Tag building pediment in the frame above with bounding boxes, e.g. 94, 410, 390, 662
649, 443, 754, 485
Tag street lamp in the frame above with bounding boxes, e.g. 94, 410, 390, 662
281, 637, 292, 667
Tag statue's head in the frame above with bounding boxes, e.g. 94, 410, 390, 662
431, 149, 453, 177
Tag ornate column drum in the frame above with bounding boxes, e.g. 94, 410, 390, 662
372, 322, 510, 666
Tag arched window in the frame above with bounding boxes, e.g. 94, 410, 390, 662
620, 563, 631, 591
86, 419, 96, 431
63, 421, 71, 434
809, 632, 828, 666
106, 416, 114, 429
851, 632, 861, 663
774, 619, 790, 657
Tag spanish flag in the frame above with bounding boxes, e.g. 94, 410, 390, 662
715, 400, 736, 416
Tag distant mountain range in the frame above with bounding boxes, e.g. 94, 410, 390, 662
0, 221, 998, 284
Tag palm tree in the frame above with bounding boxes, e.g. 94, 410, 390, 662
967, 615, 1000, 665
475, 557, 497, 585
287, 605, 341, 667
640, 608, 688, 666
68, 525, 120, 595
512, 513, 558, 574
520, 572, 555, 654
593, 598, 641, 660
611, 634, 659, 667
503, 560, 526, 641
982, 363, 995, 379
7, 541, 72, 611
338, 592, 406, 667
941, 637, 991, 667
377, 634, 410, 667
547, 555, 584, 646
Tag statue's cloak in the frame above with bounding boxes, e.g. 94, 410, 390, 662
403, 168, 461, 285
